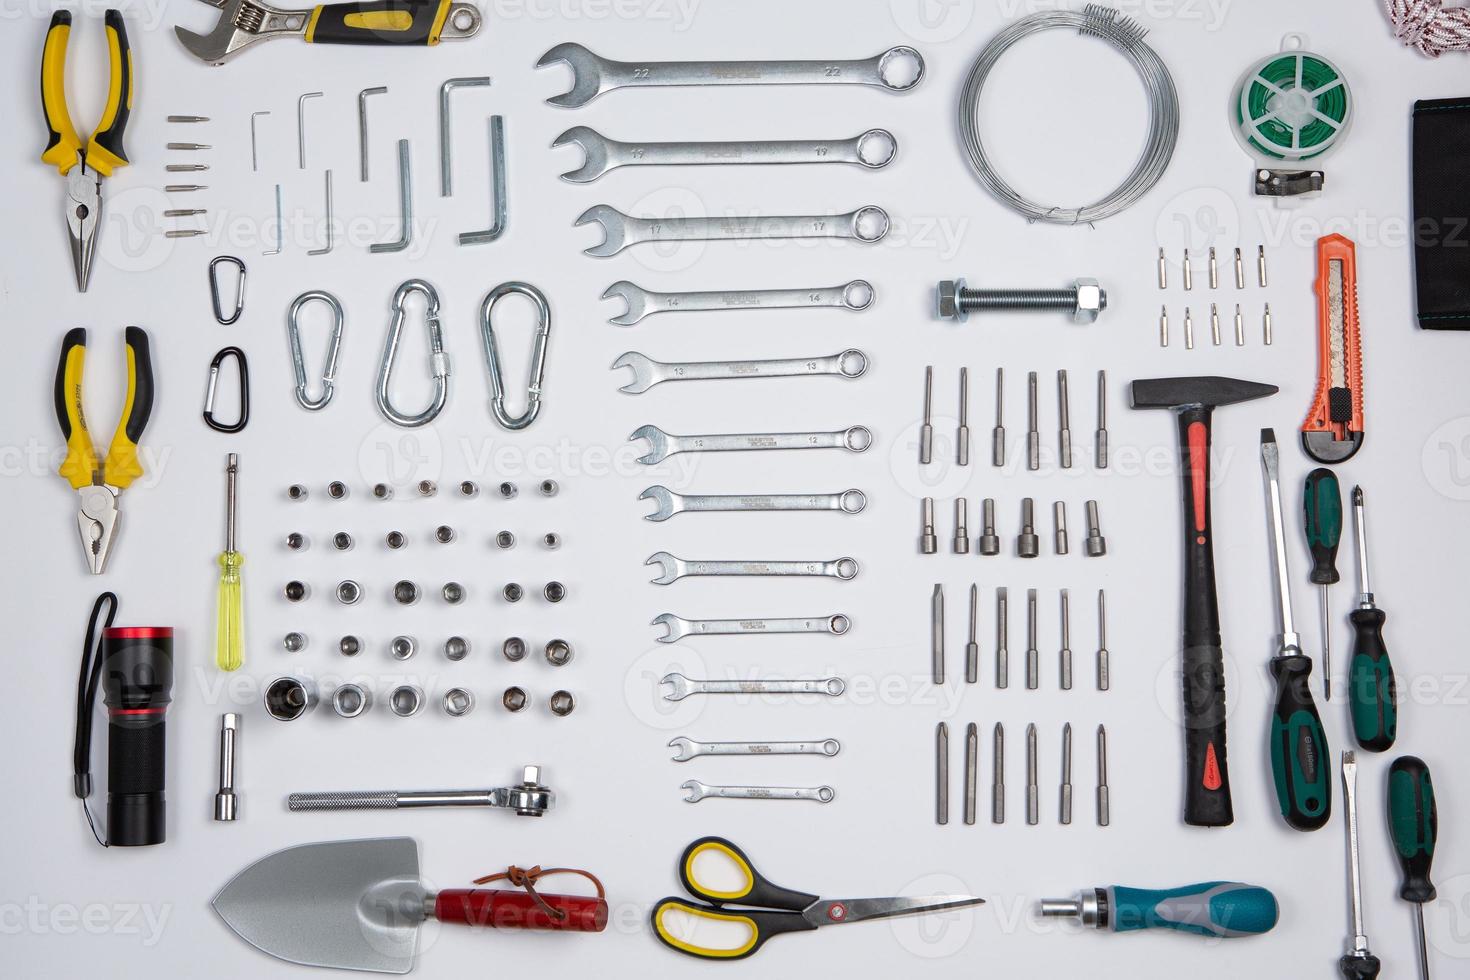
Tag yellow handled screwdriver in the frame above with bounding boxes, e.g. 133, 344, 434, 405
216, 454, 244, 671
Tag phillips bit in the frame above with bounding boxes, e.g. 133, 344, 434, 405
1258, 245, 1268, 287
996, 588, 1010, 689
992, 723, 1006, 824
1026, 723, 1039, 825
964, 722, 978, 825
166, 230, 207, 238
1184, 307, 1195, 349
1018, 498, 1040, 559
1053, 501, 1069, 556
1264, 303, 1274, 345
919, 366, 934, 464
1095, 370, 1108, 468
1210, 303, 1222, 346
932, 584, 945, 685
168, 114, 210, 122
1159, 305, 1169, 347
166, 163, 209, 172
936, 722, 949, 825
920, 497, 937, 555
1027, 371, 1040, 471
1059, 589, 1073, 690
953, 498, 970, 554
1209, 246, 1219, 289
1183, 248, 1193, 290
1235, 304, 1246, 346
164, 208, 206, 217
1157, 247, 1168, 289
167, 141, 212, 150
1026, 589, 1039, 690
1096, 725, 1110, 826
1097, 589, 1110, 692
165, 184, 208, 192
978, 498, 1000, 556
966, 584, 979, 684
1058, 369, 1073, 468
992, 367, 1006, 467
1235, 246, 1246, 289
1060, 722, 1073, 825
1338, 751, 1381, 979
957, 367, 970, 466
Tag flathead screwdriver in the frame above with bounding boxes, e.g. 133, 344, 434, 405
1349, 487, 1398, 751
1388, 756, 1438, 980
1304, 468, 1344, 699
216, 454, 245, 671
1339, 752, 1381, 979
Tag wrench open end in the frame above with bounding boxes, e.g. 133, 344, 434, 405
552, 126, 610, 182
629, 424, 670, 463
536, 42, 606, 108
651, 612, 688, 643
659, 672, 693, 701
603, 281, 652, 326
680, 780, 710, 803
576, 204, 630, 257
667, 737, 696, 762
638, 485, 679, 521
646, 551, 681, 585
612, 351, 658, 393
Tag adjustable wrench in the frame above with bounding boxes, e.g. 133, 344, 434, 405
660, 672, 846, 701
604, 280, 874, 326
578, 204, 889, 256
630, 423, 871, 464
652, 613, 851, 643
668, 737, 842, 762
555, 127, 896, 181
681, 780, 835, 804
614, 349, 868, 393
639, 486, 867, 521
647, 553, 859, 585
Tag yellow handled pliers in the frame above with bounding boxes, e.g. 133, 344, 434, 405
42, 9, 134, 292
54, 328, 154, 574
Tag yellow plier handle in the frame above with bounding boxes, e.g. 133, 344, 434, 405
53, 327, 153, 492
54, 327, 96, 489
40, 9, 133, 178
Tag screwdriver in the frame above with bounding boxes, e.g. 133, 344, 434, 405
1303, 468, 1343, 699
1338, 752, 1381, 979
1388, 756, 1438, 980
1261, 430, 1331, 831
1349, 486, 1397, 751
215, 454, 244, 671
1039, 881, 1278, 938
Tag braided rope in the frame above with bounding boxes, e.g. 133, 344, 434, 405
1384, 0, 1470, 57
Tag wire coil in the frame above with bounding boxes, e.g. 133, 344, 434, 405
957, 5, 1180, 225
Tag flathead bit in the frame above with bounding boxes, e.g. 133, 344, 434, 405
996, 588, 1009, 690
1096, 590, 1110, 692
919, 366, 934, 465
1208, 246, 1219, 289
1053, 500, 1069, 556
953, 498, 970, 554
1095, 370, 1108, 469
1182, 248, 1193, 290
957, 367, 970, 467
1057, 370, 1072, 469
1157, 247, 1167, 289
1026, 371, 1040, 471
1234, 246, 1245, 288
1026, 589, 1039, 691
992, 368, 1006, 467
966, 584, 979, 684
1059, 590, 1073, 691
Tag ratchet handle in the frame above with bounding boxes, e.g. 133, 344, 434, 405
434, 889, 608, 931
85, 9, 132, 178
1109, 882, 1278, 937
55, 328, 95, 490
1267, 655, 1332, 830
40, 12, 82, 174
306, 0, 453, 45
1348, 608, 1397, 752
102, 327, 153, 491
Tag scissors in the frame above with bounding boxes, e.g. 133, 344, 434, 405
650, 836, 985, 960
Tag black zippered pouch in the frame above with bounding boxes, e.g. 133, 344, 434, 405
1413, 98, 1470, 330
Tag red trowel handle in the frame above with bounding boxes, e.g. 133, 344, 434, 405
434, 889, 608, 932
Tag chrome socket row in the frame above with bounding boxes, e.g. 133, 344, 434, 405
281, 579, 569, 604
264, 677, 576, 720
287, 478, 559, 501
920, 497, 1107, 557
285, 529, 562, 551
284, 634, 574, 666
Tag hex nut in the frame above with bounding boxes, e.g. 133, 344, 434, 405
503, 583, 524, 603
495, 530, 516, 550
544, 639, 573, 666
543, 581, 566, 603
442, 582, 465, 604
339, 635, 363, 657
442, 688, 476, 717
393, 580, 420, 605
549, 690, 576, 716
502, 686, 529, 712
332, 683, 371, 718
502, 637, 527, 662
283, 580, 310, 602
372, 483, 394, 500
386, 530, 407, 550
283, 632, 307, 653
332, 531, 354, 552
498, 481, 518, 499
539, 479, 559, 497
390, 635, 417, 661
1073, 278, 1107, 324
417, 480, 438, 497
335, 580, 362, 605
287, 484, 309, 501
444, 636, 470, 661
327, 481, 349, 500
459, 480, 479, 498
542, 532, 561, 550
285, 532, 309, 552
264, 676, 318, 721
937, 277, 966, 321
389, 684, 424, 717
435, 525, 456, 544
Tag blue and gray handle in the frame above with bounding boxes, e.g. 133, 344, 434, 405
1040, 882, 1278, 938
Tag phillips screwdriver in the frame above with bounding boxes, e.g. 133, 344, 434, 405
1339, 752, 1381, 979
1261, 430, 1331, 831
1388, 756, 1438, 980
1304, 468, 1344, 699
216, 453, 244, 671
1349, 486, 1397, 751
1039, 881, 1278, 938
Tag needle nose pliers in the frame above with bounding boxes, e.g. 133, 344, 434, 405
54, 328, 154, 574
41, 9, 134, 292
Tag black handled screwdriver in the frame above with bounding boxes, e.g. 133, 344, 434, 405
1349, 487, 1397, 751
1388, 756, 1438, 980
1261, 430, 1331, 831
1304, 468, 1343, 699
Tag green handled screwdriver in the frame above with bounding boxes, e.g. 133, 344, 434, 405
1388, 756, 1438, 980
1261, 430, 1332, 830
1349, 486, 1397, 751
1039, 882, 1278, 938
1304, 468, 1344, 699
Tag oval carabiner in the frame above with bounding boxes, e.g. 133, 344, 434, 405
376, 278, 451, 428
479, 281, 551, 431
203, 346, 250, 433
210, 255, 247, 325
288, 289, 344, 412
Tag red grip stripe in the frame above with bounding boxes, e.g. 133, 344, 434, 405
104, 627, 174, 639
1187, 421, 1208, 535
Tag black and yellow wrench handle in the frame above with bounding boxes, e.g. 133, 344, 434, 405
305, 0, 456, 45
41, 10, 132, 178
54, 327, 153, 492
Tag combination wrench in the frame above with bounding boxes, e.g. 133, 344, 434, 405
630, 423, 871, 464
554, 127, 897, 182
652, 613, 851, 643
681, 780, 836, 804
578, 204, 889, 256
639, 486, 867, 521
647, 553, 859, 585
614, 349, 868, 393
660, 672, 847, 701
537, 43, 925, 107
668, 737, 842, 762
604, 280, 874, 326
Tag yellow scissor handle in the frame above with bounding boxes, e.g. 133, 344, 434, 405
649, 898, 817, 960
101, 327, 153, 491
39, 10, 132, 178
54, 327, 96, 490
40, 11, 82, 175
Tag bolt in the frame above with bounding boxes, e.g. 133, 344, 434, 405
935, 277, 1107, 325
920, 497, 937, 555
1017, 498, 1039, 559
1085, 500, 1108, 557
978, 498, 1000, 556
953, 498, 970, 554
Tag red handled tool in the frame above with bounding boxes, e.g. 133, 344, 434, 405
1303, 234, 1365, 463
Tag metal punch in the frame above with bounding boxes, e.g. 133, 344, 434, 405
209, 255, 246, 325
459, 116, 507, 245
203, 346, 249, 433
376, 279, 449, 428
439, 76, 491, 196
287, 289, 344, 411
370, 139, 413, 254
480, 281, 550, 430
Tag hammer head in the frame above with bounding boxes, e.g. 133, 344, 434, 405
1129, 376, 1279, 412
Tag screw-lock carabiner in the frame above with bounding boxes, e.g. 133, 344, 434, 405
203, 346, 250, 433
209, 255, 247, 325
376, 279, 451, 428
288, 289, 344, 411
479, 281, 551, 430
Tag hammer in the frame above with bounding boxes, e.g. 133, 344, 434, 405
1130, 376, 1278, 827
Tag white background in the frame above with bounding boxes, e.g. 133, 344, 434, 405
3, 0, 1470, 977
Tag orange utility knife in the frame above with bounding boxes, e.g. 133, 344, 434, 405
1302, 234, 1364, 464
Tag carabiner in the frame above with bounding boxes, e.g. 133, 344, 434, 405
209, 255, 247, 325
479, 281, 551, 431
203, 347, 250, 433
288, 289, 344, 412
376, 278, 450, 428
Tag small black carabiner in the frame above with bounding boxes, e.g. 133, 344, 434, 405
203, 346, 250, 433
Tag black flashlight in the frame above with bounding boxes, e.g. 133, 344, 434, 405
74, 594, 173, 847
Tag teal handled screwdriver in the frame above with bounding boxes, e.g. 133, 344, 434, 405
1261, 430, 1332, 831
1388, 756, 1438, 980
1339, 752, 1381, 979
1349, 486, 1397, 751
1304, 468, 1344, 699
1039, 882, 1278, 938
